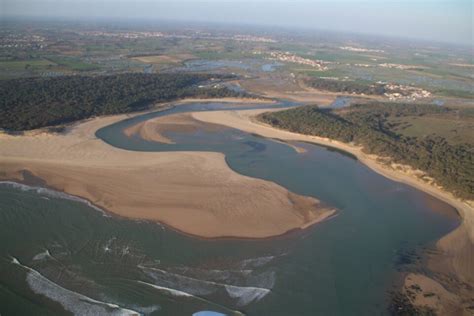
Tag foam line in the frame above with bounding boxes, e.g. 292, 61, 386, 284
11, 257, 139, 316
139, 266, 271, 306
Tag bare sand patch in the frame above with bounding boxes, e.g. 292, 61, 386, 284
0, 109, 335, 239
124, 113, 226, 144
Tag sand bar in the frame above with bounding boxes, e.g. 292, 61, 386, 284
0, 104, 334, 239
124, 113, 226, 144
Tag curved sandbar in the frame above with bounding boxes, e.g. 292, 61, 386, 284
124, 113, 225, 144
0, 108, 335, 239
192, 108, 474, 302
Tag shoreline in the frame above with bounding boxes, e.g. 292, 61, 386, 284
193, 108, 472, 223
0, 99, 336, 239
0, 96, 274, 137
0, 179, 336, 242
192, 108, 474, 307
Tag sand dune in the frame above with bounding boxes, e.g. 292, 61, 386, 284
0, 108, 334, 239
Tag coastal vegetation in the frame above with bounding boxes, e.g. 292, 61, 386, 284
0, 73, 245, 131
304, 77, 388, 95
258, 103, 474, 199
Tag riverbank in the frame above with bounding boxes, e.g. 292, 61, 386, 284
0, 100, 334, 239
192, 108, 474, 312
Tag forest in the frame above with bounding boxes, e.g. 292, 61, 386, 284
259, 103, 473, 200
303, 77, 388, 95
0, 73, 244, 131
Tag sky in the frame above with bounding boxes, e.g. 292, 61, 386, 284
2, 0, 473, 45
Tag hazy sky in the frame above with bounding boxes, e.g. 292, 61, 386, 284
2, 0, 473, 45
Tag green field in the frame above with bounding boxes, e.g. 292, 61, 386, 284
46, 57, 99, 71
390, 114, 474, 145
0, 59, 55, 71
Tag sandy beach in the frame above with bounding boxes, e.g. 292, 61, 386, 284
0, 103, 334, 239
192, 108, 474, 311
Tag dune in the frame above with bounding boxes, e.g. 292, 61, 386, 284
0, 108, 334, 239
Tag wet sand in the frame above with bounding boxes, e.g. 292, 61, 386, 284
0, 105, 334, 239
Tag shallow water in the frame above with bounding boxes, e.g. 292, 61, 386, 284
0, 102, 460, 315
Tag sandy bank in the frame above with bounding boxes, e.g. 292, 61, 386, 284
179, 97, 275, 104
124, 113, 226, 144
192, 109, 474, 289
402, 273, 466, 315
0, 108, 334, 239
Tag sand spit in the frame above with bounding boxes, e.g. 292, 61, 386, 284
0, 106, 334, 239
124, 113, 226, 144
192, 108, 474, 311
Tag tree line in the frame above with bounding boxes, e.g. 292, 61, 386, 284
304, 77, 388, 95
259, 103, 473, 200
0, 73, 245, 131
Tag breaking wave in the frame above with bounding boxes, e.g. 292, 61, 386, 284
139, 265, 271, 306
137, 281, 243, 315
136, 280, 194, 298
11, 257, 139, 315
225, 285, 270, 307
239, 255, 275, 269
32, 249, 51, 261
171, 266, 252, 284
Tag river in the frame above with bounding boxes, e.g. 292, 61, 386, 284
0, 101, 459, 315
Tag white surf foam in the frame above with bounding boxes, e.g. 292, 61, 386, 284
32, 249, 51, 261
0, 181, 109, 216
225, 285, 270, 307
171, 266, 252, 283
239, 255, 274, 269
136, 280, 194, 298
139, 266, 271, 306
137, 281, 243, 315
11, 257, 139, 315
139, 265, 217, 296
247, 270, 275, 289
129, 304, 161, 315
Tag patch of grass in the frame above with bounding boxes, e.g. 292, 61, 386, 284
45, 57, 98, 71
435, 88, 474, 99
389, 114, 474, 145
131, 53, 195, 64
0, 59, 56, 71
299, 69, 345, 78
